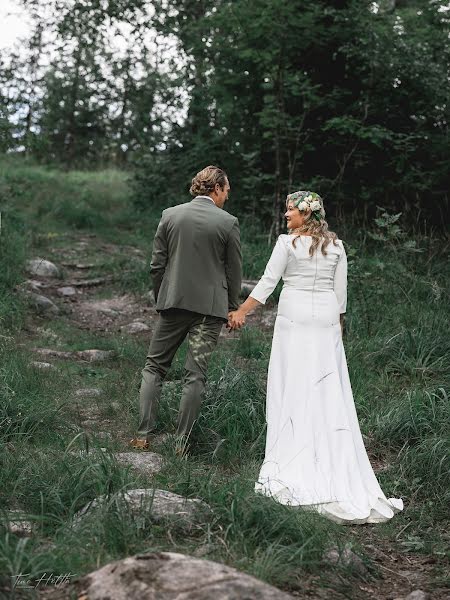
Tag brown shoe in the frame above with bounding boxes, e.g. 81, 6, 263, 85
129, 437, 149, 451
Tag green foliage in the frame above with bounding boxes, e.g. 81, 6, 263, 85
0, 181, 27, 331
1, 1, 448, 228
234, 327, 270, 360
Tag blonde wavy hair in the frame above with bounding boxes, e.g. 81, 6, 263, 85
190, 165, 228, 196
286, 191, 338, 257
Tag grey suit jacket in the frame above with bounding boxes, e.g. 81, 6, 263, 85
150, 196, 242, 320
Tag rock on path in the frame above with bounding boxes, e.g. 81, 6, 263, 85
1, 510, 34, 537
56, 286, 77, 297
114, 452, 164, 477
393, 592, 430, 600
73, 489, 210, 531
30, 361, 56, 370
69, 449, 163, 478
323, 543, 367, 575
33, 348, 115, 362
27, 293, 59, 315
26, 258, 60, 278
75, 552, 293, 600
120, 321, 150, 334
74, 388, 103, 398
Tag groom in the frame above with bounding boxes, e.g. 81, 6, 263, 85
130, 165, 242, 451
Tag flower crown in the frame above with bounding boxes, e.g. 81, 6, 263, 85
287, 190, 322, 222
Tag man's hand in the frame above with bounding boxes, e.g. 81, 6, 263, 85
227, 310, 246, 330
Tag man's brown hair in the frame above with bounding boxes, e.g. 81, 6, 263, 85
190, 165, 228, 196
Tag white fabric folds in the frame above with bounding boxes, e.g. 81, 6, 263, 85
251, 235, 403, 524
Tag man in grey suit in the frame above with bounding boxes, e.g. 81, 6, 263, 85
130, 165, 242, 451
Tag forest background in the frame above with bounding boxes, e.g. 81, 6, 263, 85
1, 0, 449, 231
0, 1, 449, 599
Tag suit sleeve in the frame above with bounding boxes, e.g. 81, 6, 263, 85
225, 218, 243, 311
150, 213, 168, 303
333, 242, 347, 314
250, 236, 289, 304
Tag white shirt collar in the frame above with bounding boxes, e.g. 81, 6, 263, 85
194, 195, 216, 205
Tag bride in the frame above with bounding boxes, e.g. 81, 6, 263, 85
228, 191, 403, 524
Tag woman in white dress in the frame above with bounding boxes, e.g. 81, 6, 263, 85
229, 191, 403, 524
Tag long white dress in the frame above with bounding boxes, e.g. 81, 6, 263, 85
250, 234, 403, 524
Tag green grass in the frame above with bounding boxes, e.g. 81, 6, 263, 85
0, 155, 449, 597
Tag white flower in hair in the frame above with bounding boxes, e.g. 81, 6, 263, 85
310, 200, 321, 211
297, 201, 308, 211
305, 195, 313, 202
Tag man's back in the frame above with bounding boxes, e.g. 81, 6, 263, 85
151, 197, 242, 320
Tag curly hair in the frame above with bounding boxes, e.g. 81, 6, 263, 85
286, 191, 338, 256
190, 165, 228, 196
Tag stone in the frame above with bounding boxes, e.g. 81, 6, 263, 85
32, 348, 115, 362
30, 361, 56, 370
405, 592, 429, 600
114, 452, 164, 477
75, 388, 103, 398
121, 321, 151, 334
76, 349, 115, 362
73, 489, 210, 531
2, 511, 33, 536
28, 293, 59, 315
33, 348, 73, 359
61, 262, 96, 269
56, 286, 76, 297
75, 552, 293, 600
26, 258, 60, 278
25, 279, 45, 292
80, 296, 133, 316
323, 544, 367, 575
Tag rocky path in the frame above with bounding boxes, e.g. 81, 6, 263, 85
10, 232, 448, 600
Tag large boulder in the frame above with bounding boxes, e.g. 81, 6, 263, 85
26, 258, 60, 278
75, 552, 293, 599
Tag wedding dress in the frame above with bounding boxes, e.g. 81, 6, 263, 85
250, 234, 403, 524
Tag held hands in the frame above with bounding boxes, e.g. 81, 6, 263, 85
226, 297, 261, 331
227, 308, 246, 330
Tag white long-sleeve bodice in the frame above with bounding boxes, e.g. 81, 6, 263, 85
250, 234, 347, 313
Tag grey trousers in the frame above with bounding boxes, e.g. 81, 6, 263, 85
137, 308, 224, 439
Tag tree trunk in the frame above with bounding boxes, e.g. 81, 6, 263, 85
65, 41, 82, 167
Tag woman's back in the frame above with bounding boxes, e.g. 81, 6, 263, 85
250, 233, 347, 315
280, 234, 344, 291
